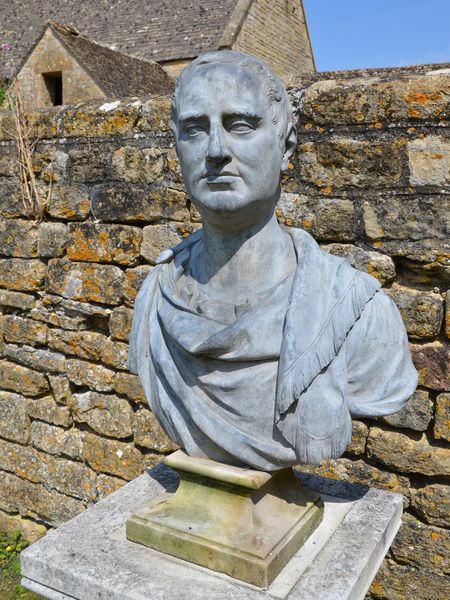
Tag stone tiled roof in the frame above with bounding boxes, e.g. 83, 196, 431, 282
0, 0, 241, 79
49, 23, 174, 97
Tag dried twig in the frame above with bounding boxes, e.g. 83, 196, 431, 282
6, 77, 52, 223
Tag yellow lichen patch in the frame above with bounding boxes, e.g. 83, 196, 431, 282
303, 122, 313, 130
301, 219, 313, 229
431, 531, 439, 541
322, 186, 333, 194
275, 207, 283, 218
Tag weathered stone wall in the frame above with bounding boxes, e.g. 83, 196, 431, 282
0, 65, 449, 598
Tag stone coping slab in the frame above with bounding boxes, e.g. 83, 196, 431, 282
21, 463, 403, 600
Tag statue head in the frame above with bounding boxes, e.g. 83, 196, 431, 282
170, 50, 297, 231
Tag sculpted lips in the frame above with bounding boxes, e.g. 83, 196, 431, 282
202, 172, 239, 183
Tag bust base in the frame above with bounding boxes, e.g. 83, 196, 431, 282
126, 451, 324, 587
20, 461, 403, 600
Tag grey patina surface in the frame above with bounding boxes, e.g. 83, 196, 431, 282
21, 463, 403, 600
128, 50, 418, 470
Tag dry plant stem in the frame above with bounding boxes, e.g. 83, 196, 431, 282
7, 78, 50, 223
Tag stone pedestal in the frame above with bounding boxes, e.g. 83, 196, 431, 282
21, 462, 403, 600
126, 451, 323, 587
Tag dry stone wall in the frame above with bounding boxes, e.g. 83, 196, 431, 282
0, 66, 449, 599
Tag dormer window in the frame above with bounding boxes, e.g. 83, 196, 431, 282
43, 71, 63, 106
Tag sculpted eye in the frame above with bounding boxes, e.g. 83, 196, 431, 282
185, 124, 206, 136
229, 121, 254, 133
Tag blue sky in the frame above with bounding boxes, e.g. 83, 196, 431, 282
303, 0, 450, 71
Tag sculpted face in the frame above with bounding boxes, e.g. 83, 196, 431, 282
174, 63, 286, 229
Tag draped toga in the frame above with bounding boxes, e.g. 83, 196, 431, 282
128, 227, 417, 471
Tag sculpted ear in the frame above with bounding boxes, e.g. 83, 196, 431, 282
281, 124, 297, 172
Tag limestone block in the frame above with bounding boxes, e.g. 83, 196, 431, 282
62, 103, 141, 138
67, 144, 114, 183
27, 396, 72, 427
24, 111, 58, 139
55, 296, 112, 319
30, 421, 84, 460
112, 146, 164, 184
90, 184, 189, 223
446, 290, 450, 339
434, 393, 450, 441
0, 438, 96, 502
346, 420, 368, 455
408, 136, 450, 186
48, 328, 127, 369
385, 284, 444, 338
47, 328, 106, 361
0, 471, 85, 526
300, 74, 450, 125
411, 342, 449, 390
69, 391, 133, 438
411, 483, 450, 528
2, 315, 48, 345
298, 138, 403, 188
0, 360, 49, 396
390, 515, 449, 575
46, 259, 125, 305
321, 243, 395, 284
67, 223, 142, 266
297, 458, 410, 499
0, 178, 24, 219
0, 289, 36, 310
137, 97, 172, 133
48, 374, 72, 405
380, 390, 433, 431
48, 183, 90, 220
3, 344, 65, 374
66, 359, 115, 392
141, 222, 188, 264
0, 510, 47, 543
133, 408, 178, 452
114, 372, 145, 403
100, 339, 128, 370
109, 306, 134, 341
123, 265, 152, 306
363, 195, 449, 242
83, 433, 144, 480
0, 218, 38, 257
96, 474, 127, 499
0, 151, 17, 177
30, 302, 88, 331
368, 558, 450, 600
277, 193, 355, 241
166, 146, 183, 185
37, 222, 69, 257
0, 391, 30, 443
0, 258, 46, 291
366, 427, 450, 476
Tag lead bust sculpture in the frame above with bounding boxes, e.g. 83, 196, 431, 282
128, 50, 418, 472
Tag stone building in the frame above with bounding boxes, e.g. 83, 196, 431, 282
15, 23, 174, 109
1, 0, 315, 87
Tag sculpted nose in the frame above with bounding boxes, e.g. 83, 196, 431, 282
207, 127, 230, 164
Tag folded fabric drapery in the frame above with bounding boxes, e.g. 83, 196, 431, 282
128, 227, 418, 471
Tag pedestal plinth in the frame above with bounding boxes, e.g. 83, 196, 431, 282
126, 451, 323, 587
20, 462, 404, 600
